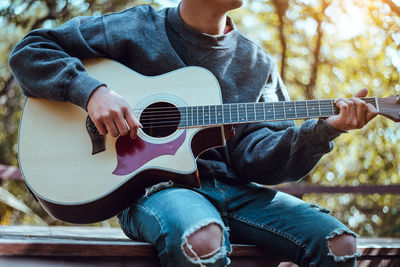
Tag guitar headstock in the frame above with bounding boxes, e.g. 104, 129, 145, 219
378, 95, 400, 122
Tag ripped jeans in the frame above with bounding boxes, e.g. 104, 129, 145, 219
118, 177, 360, 267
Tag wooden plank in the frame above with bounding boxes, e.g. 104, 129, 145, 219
358, 238, 400, 249
0, 226, 272, 258
0, 257, 160, 267
0, 226, 282, 266
1, 226, 400, 266
2, 226, 400, 257
276, 184, 400, 195
0, 226, 153, 257
0, 256, 277, 267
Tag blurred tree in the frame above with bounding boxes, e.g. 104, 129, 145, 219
0, 0, 158, 226
231, 0, 400, 237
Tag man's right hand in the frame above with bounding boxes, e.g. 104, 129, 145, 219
87, 85, 142, 139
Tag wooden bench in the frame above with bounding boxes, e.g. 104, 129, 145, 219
0, 225, 286, 266
1, 165, 400, 266
1, 225, 400, 267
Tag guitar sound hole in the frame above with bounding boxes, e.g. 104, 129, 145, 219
140, 102, 181, 138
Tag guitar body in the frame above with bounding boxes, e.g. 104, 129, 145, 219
18, 58, 226, 223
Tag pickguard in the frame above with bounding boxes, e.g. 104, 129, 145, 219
113, 130, 187, 175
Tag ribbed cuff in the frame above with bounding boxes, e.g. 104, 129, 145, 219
301, 119, 342, 156
314, 119, 343, 141
67, 72, 106, 111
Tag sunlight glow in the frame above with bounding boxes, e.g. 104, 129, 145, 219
325, 0, 367, 40
156, 0, 179, 7
386, 47, 400, 73
0, 0, 9, 9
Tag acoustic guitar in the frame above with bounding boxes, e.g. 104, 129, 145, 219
18, 58, 400, 223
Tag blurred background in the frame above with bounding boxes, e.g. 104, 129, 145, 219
0, 0, 399, 237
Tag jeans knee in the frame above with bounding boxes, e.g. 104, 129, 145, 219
325, 230, 361, 263
181, 220, 229, 266
183, 223, 223, 259
328, 233, 357, 256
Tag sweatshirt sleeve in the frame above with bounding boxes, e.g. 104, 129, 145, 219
9, 15, 109, 110
227, 63, 342, 185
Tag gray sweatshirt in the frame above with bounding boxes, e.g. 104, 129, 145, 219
9, 5, 341, 185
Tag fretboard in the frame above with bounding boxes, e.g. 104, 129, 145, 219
178, 97, 378, 128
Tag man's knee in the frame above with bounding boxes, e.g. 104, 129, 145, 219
328, 233, 357, 256
183, 222, 223, 259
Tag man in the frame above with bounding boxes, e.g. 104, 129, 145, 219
9, 0, 377, 266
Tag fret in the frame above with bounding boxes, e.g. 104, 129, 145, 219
229, 104, 232, 123
374, 97, 380, 112
209, 106, 211, 125
265, 102, 274, 120
223, 104, 231, 124
272, 102, 276, 119
246, 103, 256, 122
294, 101, 297, 118
204, 106, 210, 125
305, 101, 309, 117
319, 100, 334, 117
245, 104, 248, 122
199, 106, 204, 126
295, 101, 307, 118
187, 106, 191, 127
237, 104, 240, 122
189, 106, 194, 126
239, 104, 246, 122
180, 107, 186, 127
285, 101, 296, 119
255, 103, 264, 121
231, 104, 239, 123
210, 105, 216, 125
331, 99, 335, 115
308, 100, 320, 117
237, 104, 242, 122
263, 102, 266, 120
186, 107, 190, 127
274, 102, 284, 120
191, 106, 194, 126
317, 100, 322, 116
283, 102, 286, 119
217, 105, 223, 124
254, 103, 257, 121
204, 106, 207, 125
220, 105, 225, 124
193, 106, 198, 126
215, 105, 218, 124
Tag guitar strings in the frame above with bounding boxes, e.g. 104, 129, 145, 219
138, 105, 339, 119
123, 98, 379, 129
131, 98, 377, 114
130, 97, 376, 109
137, 106, 375, 129
136, 105, 354, 121
138, 110, 341, 129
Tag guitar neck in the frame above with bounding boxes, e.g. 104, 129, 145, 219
178, 97, 379, 128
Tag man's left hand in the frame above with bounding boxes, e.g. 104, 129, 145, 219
326, 88, 378, 132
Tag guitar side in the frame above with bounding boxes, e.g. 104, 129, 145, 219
18, 58, 226, 223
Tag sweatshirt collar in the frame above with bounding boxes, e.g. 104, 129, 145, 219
166, 6, 239, 49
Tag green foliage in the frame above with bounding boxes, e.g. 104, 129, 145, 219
1, 0, 400, 237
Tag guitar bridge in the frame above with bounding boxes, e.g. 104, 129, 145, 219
86, 116, 105, 155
